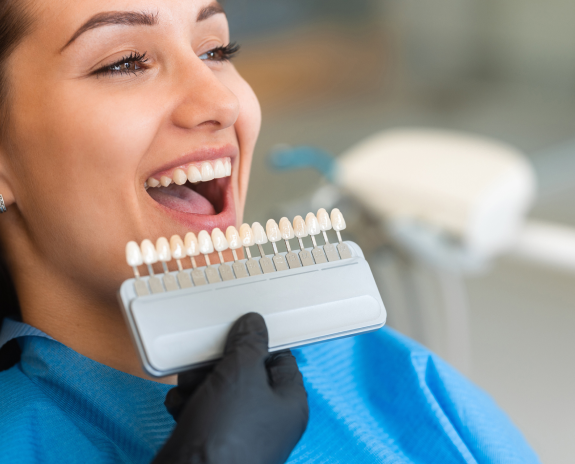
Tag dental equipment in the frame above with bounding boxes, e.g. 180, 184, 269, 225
119, 208, 386, 377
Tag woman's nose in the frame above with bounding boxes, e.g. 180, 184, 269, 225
169, 58, 240, 132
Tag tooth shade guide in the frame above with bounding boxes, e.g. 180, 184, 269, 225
126, 207, 356, 295
119, 232, 388, 379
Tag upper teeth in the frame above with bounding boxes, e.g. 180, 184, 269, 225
147, 157, 232, 188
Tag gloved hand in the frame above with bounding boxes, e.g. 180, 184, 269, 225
152, 312, 309, 464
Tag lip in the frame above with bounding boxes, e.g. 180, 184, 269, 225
144, 144, 238, 233
146, 144, 238, 180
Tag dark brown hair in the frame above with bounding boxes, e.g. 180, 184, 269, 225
0, 0, 36, 369
0, 0, 35, 122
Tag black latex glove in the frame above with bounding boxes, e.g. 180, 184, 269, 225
152, 312, 309, 464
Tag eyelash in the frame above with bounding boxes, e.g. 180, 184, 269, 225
93, 42, 241, 77
94, 51, 149, 77
199, 42, 241, 62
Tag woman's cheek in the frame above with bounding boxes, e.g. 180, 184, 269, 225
224, 68, 261, 210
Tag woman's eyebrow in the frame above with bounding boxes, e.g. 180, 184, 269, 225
61, 11, 159, 52
61, 3, 225, 53
197, 3, 226, 22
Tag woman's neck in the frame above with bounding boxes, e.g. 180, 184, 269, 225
15, 254, 177, 385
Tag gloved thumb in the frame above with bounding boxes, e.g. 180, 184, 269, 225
223, 312, 269, 356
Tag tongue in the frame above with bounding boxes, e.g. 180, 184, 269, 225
148, 184, 216, 215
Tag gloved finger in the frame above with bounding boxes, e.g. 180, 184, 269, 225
266, 350, 305, 391
164, 364, 215, 422
223, 312, 269, 357
266, 350, 309, 433
178, 364, 214, 394
207, 312, 270, 387
164, 387, 187, 422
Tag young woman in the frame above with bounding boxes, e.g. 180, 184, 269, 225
0, 0, 540, 462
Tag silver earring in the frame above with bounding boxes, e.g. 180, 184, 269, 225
0, 194, 6, 213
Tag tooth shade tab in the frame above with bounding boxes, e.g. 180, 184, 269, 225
305, 213, 321, 236
170, 235, 185, 259
187, 165, 202, 183
239, 224, 255, 247
200, 162, 215, 181
252, 222, 268, 245
211, 228, 229, 252
330, 208, 347, 231
160, 176, 172, 187
156, 237, 171, 262
214, 160, 226, 178
279, 217, 295, 240
266, 219, 281, 242
126, 241, 143, 267
226, 226, 242, 249
141, 239, 158, 265
184, 232, 200, 256
317, 208, 332, 231
293, 216, 308, 238
198, 230, 214, 254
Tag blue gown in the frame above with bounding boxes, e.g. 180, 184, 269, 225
0, 319, 539, 463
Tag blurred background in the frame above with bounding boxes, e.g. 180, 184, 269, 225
226, 0, 575, 461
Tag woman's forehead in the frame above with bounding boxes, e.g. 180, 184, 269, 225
27, 0, 225, 51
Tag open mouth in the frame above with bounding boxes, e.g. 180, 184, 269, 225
146, 156, 234, 227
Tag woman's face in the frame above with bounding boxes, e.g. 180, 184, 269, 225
0, 0, 260, 300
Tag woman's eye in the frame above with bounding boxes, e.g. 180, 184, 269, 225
109, 61, 141, 73
94, 52, 149, 77
199, 43, 241, 63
